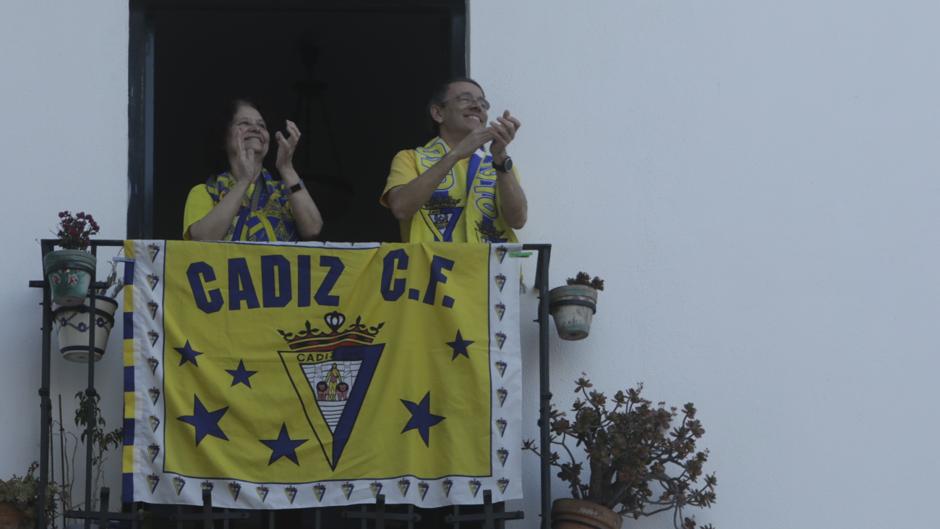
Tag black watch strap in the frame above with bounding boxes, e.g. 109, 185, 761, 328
288, 181, 304, 194
493, 156, 513, 172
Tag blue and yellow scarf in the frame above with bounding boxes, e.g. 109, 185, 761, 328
205, 170, 297, 242
413, 137, 518, 243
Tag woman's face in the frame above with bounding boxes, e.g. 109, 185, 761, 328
227, 104, 269, 158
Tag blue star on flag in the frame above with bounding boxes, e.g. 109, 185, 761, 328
401, 392, 445, 447
446, 330, 474, 360
175, 340, 203, 366
226, 359, 257, 388
260, 423, 308, 465
177, 395, 228, 445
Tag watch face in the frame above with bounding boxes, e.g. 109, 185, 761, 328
496, 157, 512, 172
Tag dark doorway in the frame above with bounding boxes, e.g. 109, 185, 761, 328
128, 0, 466, 242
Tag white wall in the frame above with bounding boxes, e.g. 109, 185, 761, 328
3, 0, 939, 527
472, 1, 940, 528
0, 0, 128, 505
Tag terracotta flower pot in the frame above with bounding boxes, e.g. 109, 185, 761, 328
53, 295, 118, 362
552, 498, 622, 529
43, 249, 97, 306
0, 502, 27, 529
548, 285, 598, 340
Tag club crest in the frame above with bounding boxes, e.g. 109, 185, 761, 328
496, 418, 507, 437
495, 361, 507, 377
398, 478, 411, 497
228, 482, 241, 502
277, 312, 385, 470
173, 476, 185, 495
495, 246, 508, 264
147, 301, 159, 320
147, 357, 159, 375
497, 447, 509, 467
497, 478, 510, 494
285, 486, 298, 504
468, 479, 482, 498
313, 483, 326, 502
495, 302, 506, 321
497, 388, 508, 407
494, 274, 506, 292
201, 480, 213, 493
256, 485, 269, 502
418, 482, 430, 501
148, 415, 160, 432
147, 443, 160, 462
147, 330, 159, 347
442, 478, 453, 497
146, 274, 159, 291
495, 332, 507, 350
147, 474, 160, 494
148, 387, 160, 405
341, 482, 354, 500
147, 243, 160, 263
370, 481, 383, 498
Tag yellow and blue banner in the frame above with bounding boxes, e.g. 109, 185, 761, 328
122, 241, 523, 509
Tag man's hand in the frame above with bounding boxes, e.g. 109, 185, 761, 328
489, 110, 522, 161
449, 127, 494, 159
275, 120, 302, 176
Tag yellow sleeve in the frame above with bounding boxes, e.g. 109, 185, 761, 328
182, 184, 214, 240
379, 150, 418, 207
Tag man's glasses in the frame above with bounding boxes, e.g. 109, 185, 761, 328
445, 93, 491, 111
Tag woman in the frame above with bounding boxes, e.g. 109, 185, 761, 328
183, 99, 324, 241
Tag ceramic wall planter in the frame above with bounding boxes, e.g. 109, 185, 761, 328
548, 285, 598, 340
52, 295, 118, 362
551, 498, 622, 529
43, 249, 97, 306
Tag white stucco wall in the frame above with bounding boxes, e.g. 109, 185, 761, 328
0, 0, 128, 505
472, 1, 940, 528
2, 1, 939, 527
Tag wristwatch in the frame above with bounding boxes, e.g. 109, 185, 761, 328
492, 156, 513, 173
288, 181, 305, 195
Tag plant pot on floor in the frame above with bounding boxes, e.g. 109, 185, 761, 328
53, 295, 118, 362
552, 498, 621, 529
549, 285, 598, 340
43, 249, 97, 307
0, 502, 27, 529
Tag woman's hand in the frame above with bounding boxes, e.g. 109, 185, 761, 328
275, 120, 301, 176
230, 128, 262, 185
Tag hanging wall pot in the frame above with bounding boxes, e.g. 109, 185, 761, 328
53, 295, 118, 362
549, 285, 598, 340
43, 249, 97, 307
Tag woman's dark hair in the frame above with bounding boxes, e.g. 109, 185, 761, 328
203, 97, 263, 174
427, 77, 484, 134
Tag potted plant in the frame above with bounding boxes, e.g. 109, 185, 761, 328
524, 376, 717, 529
43, 211, 100, 307
0, 462, 58, 529
52, 252, 124, 362
549, 272, 604, 340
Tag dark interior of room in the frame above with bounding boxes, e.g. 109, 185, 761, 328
147, 4, 461, 242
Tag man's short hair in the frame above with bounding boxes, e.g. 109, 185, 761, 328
427, 77, 485, 134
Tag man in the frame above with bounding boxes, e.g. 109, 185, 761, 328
381, 78, 527, 242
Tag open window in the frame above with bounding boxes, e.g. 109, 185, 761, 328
128, 0, 467, 242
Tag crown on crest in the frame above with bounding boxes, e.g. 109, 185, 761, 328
278, 311, 384, 352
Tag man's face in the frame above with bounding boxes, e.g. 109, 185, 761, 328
434, 81, 490, 137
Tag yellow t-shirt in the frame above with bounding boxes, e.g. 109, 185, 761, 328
381, 150, 471, 243
182, 183, 255, 240
381, 149, 520, 243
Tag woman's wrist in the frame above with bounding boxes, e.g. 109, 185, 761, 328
279, 166, 301, 186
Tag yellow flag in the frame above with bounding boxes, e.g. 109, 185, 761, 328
123, 241, 522, 509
